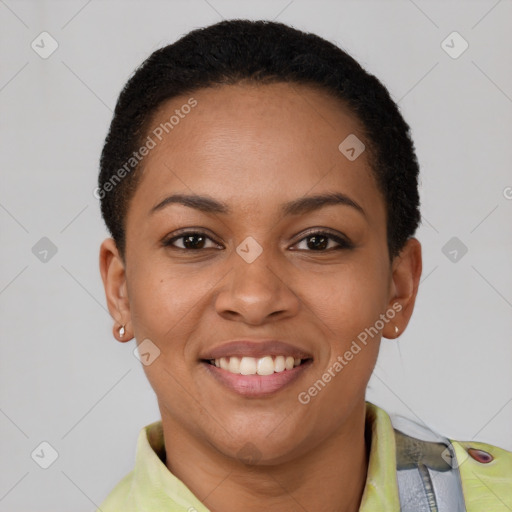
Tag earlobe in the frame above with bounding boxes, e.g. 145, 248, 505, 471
113, 323, 130, 343
383, 237, 422, 339
99, 238, 133, 342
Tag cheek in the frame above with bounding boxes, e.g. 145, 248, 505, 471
128, 266, 205, 412
298, 260, 388, 340
127, 262, 204, 343
296, 257, 387, 391
127, 260, 231, 393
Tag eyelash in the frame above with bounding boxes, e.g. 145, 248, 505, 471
162, 229, 354, 252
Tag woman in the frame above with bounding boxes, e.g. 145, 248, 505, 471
96, 19, 511, 512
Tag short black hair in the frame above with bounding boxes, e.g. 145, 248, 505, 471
98, 19, 421, 261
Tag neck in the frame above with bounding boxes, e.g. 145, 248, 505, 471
160, 401, 370, 512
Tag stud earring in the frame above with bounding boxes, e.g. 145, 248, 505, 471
119, 325, 125, 338
394, 325, 400, 336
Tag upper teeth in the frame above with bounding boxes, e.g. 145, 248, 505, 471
211, 356, 302, 375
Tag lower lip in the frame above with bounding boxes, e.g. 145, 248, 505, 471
201, 360, 313, 397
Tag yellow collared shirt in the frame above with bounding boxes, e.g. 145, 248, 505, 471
97, 402, 512, 511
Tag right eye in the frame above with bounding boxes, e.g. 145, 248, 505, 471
162, 231, 223, 251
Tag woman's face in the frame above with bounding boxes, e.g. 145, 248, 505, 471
101, 82, 421, 463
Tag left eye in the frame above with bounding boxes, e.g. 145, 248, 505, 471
293, 232, 352, 251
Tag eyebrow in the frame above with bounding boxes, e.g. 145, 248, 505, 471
149, 192, 366, 219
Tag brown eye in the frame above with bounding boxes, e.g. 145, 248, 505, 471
294, 231, 353, 251
163, 232, 221, 250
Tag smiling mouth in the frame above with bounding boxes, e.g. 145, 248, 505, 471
202, 355, 313, 376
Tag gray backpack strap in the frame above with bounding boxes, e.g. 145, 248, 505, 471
391, 416, 467, 512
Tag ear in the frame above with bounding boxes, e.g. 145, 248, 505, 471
99, 238, 132, 342
382, 237, 422, 339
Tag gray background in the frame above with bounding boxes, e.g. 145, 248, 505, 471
1, 0, 511, 510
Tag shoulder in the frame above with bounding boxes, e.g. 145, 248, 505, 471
450, 438, 512, 511
95, 470, 135, 512
390, 411, 512, 511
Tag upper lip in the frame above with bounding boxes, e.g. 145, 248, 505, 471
199, 340, 313, 360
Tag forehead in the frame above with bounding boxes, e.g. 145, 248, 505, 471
128, 82, 384, 223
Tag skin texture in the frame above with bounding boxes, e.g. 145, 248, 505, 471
99, 82, 422, 512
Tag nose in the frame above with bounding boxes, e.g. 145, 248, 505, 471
214, 245, 300, 325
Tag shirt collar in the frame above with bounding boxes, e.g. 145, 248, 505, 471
359, 401, 401, 509
131, 401, 399, 511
